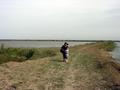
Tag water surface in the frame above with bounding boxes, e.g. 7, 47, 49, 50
0, 41, 91, 48
112, 42, 120, 62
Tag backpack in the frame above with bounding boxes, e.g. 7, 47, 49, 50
60, 47, 64, 53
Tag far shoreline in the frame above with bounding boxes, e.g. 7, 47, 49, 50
0, 39, 120, 42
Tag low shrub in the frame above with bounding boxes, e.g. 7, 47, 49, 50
18, 49, 34, 60
24, 50, 34, 60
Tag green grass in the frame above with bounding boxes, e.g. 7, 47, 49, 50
98, 41, 116, 51
0, 47, 58, 64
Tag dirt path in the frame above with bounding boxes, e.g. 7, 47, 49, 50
63, 45, 112, 90
64, 53, 80, 90
63, 45, 96, 90
63, 45, 88, 90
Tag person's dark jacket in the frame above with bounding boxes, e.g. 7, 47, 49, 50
60, 45, 68, 54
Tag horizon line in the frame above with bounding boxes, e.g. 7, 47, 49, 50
0, 39, 120, 42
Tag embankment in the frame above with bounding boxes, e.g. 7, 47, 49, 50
0, 42, 120, 90
80, 42, 120, 88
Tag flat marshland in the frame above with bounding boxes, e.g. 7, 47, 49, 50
0, 42, 119, 90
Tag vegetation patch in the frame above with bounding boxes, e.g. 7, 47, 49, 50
0, 45, 57, 64
39, 49, 57, 58
98, 41, 116, 51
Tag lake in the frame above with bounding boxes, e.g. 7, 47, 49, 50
0, 40, 91, 48
112, 42, 120, 62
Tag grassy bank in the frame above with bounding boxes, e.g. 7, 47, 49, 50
0, 45, 58, 64
97, 41, 116, 51
0, 42, 119, 90
95, 42, 120, 87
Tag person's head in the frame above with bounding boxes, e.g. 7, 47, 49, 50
64, 42, 69, 47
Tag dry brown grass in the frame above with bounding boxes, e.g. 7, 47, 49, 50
0, 43, 118, 90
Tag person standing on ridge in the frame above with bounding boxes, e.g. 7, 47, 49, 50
60, 42, 69, 62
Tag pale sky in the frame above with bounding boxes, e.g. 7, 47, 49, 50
0, 0, 120, 40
